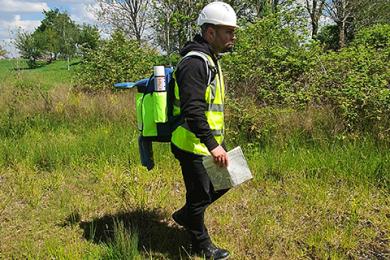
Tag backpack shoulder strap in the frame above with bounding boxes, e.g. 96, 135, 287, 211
180, 51, 216, 86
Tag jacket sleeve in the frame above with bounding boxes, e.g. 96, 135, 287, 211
175, 57, 219, 152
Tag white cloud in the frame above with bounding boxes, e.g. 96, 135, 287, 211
69, 2, 99, 25
0, 15, 41, 32
0, 15, 41, 56
0, 28, 11, 39
0, 0, 49, 13
53, 0, 93, 3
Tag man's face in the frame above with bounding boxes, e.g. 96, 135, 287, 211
210, 25, 236, 54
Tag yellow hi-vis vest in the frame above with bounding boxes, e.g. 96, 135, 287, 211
171, 51, 225, 156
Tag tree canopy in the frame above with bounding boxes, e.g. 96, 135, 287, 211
95, 0, 389, 53
15, 9, 100, 67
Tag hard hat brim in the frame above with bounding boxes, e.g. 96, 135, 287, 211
198, 20, 239, 28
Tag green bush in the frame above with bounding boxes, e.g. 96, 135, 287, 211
224, 22, 389, 135
317, 24, 339, 51
76, 30, 159, 90
351, 24, 390, 49
223, 13, 318, 106
308, 24, 390, 131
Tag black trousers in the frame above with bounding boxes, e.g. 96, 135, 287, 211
171, 143, 229, 247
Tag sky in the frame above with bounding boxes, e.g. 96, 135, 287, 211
0, 0, 99, 57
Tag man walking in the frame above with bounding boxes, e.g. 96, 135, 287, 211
170, 2, 238, 259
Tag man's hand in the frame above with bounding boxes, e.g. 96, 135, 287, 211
210, 145, 229, 168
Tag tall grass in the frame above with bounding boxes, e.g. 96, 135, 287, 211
0, 75, 389, 258
101, 220, 141, 260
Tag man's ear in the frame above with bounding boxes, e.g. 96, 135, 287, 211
208, 27, 216, 40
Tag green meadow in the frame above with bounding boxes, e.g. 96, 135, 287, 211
0, 60, 389, 259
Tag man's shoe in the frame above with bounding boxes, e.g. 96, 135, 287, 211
195, 243, 230, 260
172, 208, 189, 229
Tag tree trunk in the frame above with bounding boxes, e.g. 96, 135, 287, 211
312, 21, 319, 39
306, 0, 325, 39
338, 21, 346, 49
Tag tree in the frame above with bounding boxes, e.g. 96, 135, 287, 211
219, 0, 256, 21
14, 31, 43, 67
32, 28, 60, 62
324, 0, 354, 49
317, 24, 339, 50
151, 0, 208, 56
78, 24, 100, 52
0, 44, 7, 58
96, 0, 150, 42
150, 0, 300, 56
252, 0, 302, 20
305, 0, 325, 39
262, 0, 290, 15
349, 0, 390, 35
231, 0, 293, 21
150, 0, 175, 56
14, 9, 85, 69
36, 9, 79, 62
323, 0, 389, 49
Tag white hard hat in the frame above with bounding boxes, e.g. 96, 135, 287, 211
197, 1, 238, 28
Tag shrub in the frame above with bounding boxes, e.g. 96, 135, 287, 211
76, 30, 159, 91
224, 22, 389, 135
351, 23, 390, 50
223, 13, 319, 107
308, 24, 390, 131
317, 24, 339, 51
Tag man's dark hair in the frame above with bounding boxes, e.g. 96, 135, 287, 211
201, 23, 216, 36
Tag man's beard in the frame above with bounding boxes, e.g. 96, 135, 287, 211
222, 44, 234, 53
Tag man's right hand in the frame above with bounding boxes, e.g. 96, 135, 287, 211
210, 145, 229, 168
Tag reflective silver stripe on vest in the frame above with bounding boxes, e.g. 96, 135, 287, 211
208, 103, 224, 112
211, 129, 223, 136
182, 121, 223, 136
210, 78, 217, 102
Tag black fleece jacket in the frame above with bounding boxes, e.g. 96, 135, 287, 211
175, 34, 220, 152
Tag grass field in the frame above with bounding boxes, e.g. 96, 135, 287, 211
0, 59, 78, 89
0, 59, 389, 259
